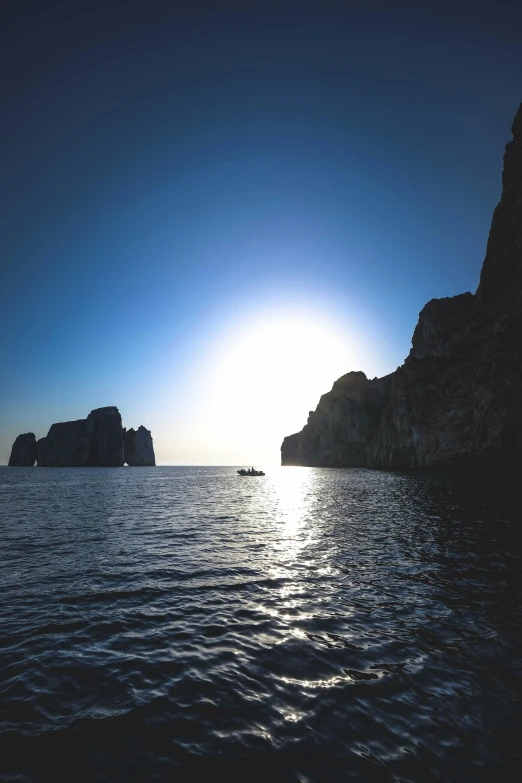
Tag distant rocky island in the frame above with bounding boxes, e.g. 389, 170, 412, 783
8, 407, 155, 467
282, 103, 522, 470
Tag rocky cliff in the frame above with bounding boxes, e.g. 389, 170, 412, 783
36, 419, 90, 467
36, 407, 124, 467
86, 407, 125, 466
282, 372, 392, 467
123, 426, 156, 466
282, 103, 522, 470
8, 433, 37, 466
10, 407, 155, 467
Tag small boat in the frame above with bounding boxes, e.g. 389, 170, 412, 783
237, 468, 265, 476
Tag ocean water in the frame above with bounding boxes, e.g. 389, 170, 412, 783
0, 466, 520, 783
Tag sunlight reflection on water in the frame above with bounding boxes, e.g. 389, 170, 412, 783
274, 466, 315, 549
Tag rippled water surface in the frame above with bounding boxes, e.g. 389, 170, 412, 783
1, 466, 520, 782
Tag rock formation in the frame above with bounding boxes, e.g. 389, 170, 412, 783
36, 419, 90, 467
282, 103, 522, 471
9, 407, 155, 467
8, 433, 37, 466
282, 372, 392, 467
86, 407, 125, 466
36, 407, 124, 467
123, 426, 156, 466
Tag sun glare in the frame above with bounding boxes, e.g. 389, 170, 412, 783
198, 313, 363, 463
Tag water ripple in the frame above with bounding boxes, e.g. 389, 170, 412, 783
0, 466, 520, 782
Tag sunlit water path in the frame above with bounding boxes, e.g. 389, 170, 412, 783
0, 466, 520, 782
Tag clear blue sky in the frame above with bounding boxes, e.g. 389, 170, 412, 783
1, 0, 520, 464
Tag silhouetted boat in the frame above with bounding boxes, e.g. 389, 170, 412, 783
237, 468, 265, 476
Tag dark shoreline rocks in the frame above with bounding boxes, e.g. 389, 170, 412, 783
282, 103, 522, 471
10, 407, 155, 467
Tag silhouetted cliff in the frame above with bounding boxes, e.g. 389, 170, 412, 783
36, 418, 90, 467
282, 103, 522, 470
123, 426, 156, 466
8, 433, 37, 466
10, 408, 156, 467
36, 407, 124, 467
281, 372, 392, 467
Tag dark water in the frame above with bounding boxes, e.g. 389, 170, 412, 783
0, 466, 520, 782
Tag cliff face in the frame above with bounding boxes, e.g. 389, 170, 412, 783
8, 433, 36, 466
36, 407, 124, 467
86, 407, 125, 466
36, 419, 90, 467
282, 103, 522, 470
10, 406, 154, 467
282, 372, 392, 467
123, 426, 156, 466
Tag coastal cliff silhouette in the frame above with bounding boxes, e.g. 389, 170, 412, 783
8, 408, 155, 467
282, 103, 522, 470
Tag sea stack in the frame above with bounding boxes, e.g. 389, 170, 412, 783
9, 406, 155, 467
8, 433, 37, 466
35, 407, 124, 467
123, 426, 156, 466
86, 407, 125, 466
282, 103, 522, 470
36, 419, 90, 467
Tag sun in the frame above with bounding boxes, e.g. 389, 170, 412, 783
198, 313, 363, 463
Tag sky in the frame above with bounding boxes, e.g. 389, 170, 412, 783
1, 0, 521, 465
